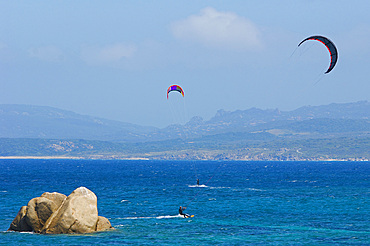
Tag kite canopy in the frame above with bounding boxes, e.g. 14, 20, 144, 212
167, 85, 184, 99
298, 35, 338, 74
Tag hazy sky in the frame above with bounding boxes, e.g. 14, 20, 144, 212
1, 1, 369, 127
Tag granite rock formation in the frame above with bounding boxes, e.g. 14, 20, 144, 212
8, 187, 112, 234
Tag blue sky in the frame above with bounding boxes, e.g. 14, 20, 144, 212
0, 1, 369, 127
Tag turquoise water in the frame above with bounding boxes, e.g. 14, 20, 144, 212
0, 160, 369, 245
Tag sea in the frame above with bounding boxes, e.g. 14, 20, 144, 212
0, 159, 369, 245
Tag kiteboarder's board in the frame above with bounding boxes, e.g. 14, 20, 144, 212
180, 214, 194, 218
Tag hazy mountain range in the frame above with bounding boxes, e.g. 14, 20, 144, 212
1, 101, 369, 141
0, 101, 369, 160
0, 104, 156, 141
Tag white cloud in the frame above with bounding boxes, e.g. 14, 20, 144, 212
80, 43, 137, 65
171, 7, 262, 51
28, 45, 64, 62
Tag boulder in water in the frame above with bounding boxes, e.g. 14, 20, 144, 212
8, 206, 32, 232
42, 187, 99, 234
25, 192, 67, 233
97, 216, 113, 231
8, 187, 112, 234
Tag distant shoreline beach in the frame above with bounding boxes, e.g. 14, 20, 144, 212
0, 156, 82, 160
0, 156, 150, 160
0, 156, 367, 161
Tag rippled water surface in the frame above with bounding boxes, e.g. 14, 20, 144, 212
0, 160, 369, 245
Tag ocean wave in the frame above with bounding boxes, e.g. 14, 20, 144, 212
156, 215, 183, 219
246, 188, 265, 192
117, 214, 183, 220
209, 186, 230, 189
1, 230, 35, 235
287, 180, 318, 183
188, 184, 207, 188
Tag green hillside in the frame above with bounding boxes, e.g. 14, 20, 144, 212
0, 101, 369, 161
0, 135, 368, 161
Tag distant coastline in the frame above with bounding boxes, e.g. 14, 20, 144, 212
0, 156, 150, 160
1, 102, 369, 162
0, 156, 83, 160
0, 156, 367, 162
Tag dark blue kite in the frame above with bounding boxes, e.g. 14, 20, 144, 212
298, 35, 338, 74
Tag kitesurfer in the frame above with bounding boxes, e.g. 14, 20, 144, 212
179, 206, 189, 218
197, 179, 200, 185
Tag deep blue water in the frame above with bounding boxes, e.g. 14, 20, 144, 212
0, 160, 369, 245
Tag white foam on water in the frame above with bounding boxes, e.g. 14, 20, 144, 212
188, 184, 207, 188
120, 216, 152, 220
246, 188, 265, 192
209, 186, 230, 189
287, 180, 317, 183
156, 214, 183, 219
118, 214, 183, 220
